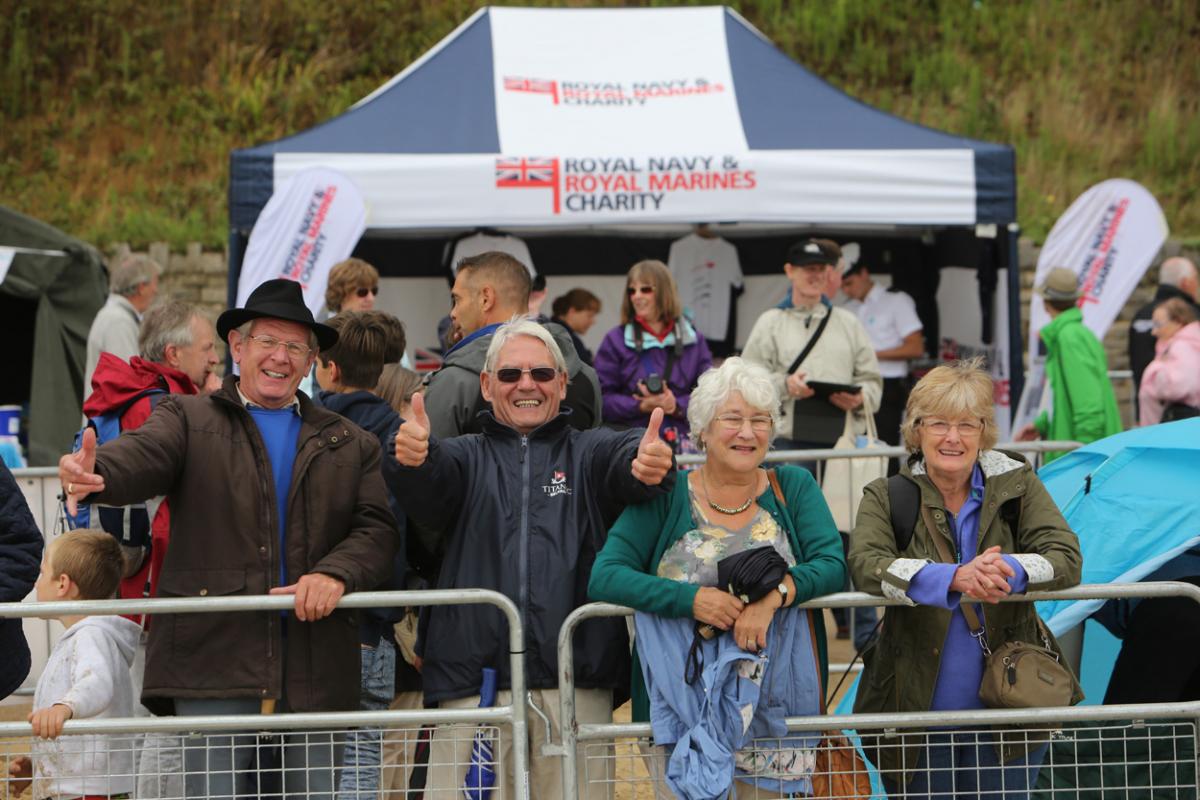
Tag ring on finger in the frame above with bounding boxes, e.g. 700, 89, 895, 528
67, 482, 73, 495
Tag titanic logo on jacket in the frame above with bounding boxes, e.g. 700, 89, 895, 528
543, 470, 572, 497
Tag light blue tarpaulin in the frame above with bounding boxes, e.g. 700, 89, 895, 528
1035, 418, 1200, 634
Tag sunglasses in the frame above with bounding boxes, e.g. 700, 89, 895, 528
627, 286, 654, 296
495, 367, 559, 383
355, 286, 380, 298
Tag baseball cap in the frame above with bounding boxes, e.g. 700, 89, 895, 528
1036, 267, 1081, 302
786, 239, 840, 268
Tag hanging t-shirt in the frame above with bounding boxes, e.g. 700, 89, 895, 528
448, 233, 536, 278
667, 233, 743, 342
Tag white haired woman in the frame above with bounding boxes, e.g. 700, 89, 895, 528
589, 357, 845, 798
849, 358, 1082, 798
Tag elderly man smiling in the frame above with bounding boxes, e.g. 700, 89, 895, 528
58, 279, 399, 800
386, 316, 675, 799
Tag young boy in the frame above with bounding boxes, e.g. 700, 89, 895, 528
312, 311, 407, 797
9, 530, 139, 800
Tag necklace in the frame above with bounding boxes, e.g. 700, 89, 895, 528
701, 468, 755, 515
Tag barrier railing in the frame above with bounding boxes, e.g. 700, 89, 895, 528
555, 582, 1200, 800
0, 590, 531, 800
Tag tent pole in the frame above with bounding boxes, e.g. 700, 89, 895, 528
1006, 222, 1024, 427
226, 229, 247, 370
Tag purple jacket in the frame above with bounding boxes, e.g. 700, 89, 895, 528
594, 319, 712, 447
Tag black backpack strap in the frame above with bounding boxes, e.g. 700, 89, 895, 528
886, 473, 921, 552
785, 297, 833, 376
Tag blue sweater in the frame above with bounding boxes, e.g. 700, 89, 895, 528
247, 408, 301, 587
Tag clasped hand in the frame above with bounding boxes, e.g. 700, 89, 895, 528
951, 545, 1015, 603
693, 578, 790, 653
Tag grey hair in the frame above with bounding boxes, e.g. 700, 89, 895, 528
139, 300, 205, 363
1160, 257, 1198, 288
483, 315, 567, 375
234, 319, 319, 352
687, 358, 782, 449
110, 254, 162, 297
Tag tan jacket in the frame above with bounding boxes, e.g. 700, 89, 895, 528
741, 302, 882, 434
91, 377, 399, 714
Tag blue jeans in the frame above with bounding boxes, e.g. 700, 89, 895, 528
337, 643, 397, 799
881, 731, 1048, 799
176, 697, 340, 800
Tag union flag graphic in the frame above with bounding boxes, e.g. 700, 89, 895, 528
503, 76, 559, 104
495, 157, 561, 214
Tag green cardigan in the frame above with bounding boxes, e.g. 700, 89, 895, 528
588, 464, 846, 721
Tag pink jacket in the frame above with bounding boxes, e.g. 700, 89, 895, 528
1139, 321, 1200, 425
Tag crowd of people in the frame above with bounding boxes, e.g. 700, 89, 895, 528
1, 244, 1196, 800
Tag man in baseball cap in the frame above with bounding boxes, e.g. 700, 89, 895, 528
1017, 268, 1121, 459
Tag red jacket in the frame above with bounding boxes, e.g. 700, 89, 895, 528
84, 353, 199, 614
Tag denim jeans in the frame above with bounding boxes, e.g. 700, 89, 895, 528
881, 731, 1048, 799
336, 643, 397, 799
176, 697, 340, 800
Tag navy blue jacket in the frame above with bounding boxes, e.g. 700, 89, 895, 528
0, 461, 43, 699
315, 390, 407, 645
384, 410, 673, 703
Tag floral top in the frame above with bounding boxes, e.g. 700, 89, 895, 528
657, 482, 797, 586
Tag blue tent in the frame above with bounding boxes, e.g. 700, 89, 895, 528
227, 6, 1022, 392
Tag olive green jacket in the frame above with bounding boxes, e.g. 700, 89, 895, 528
847, 450, 1083, 778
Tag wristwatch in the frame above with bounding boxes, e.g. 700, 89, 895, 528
776, 581, 789, 607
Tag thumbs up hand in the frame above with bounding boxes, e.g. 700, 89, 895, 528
631, 407, 674, 486
394, 392, 432, 467
59, 427, 104, 515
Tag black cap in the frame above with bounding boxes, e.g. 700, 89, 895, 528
786, 239, 839, 268
217, 279, 338, 351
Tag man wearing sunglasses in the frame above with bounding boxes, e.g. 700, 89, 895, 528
387, 318, 675, 799
423, 251, 602, 439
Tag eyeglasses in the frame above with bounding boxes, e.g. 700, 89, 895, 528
494, 367, 559, 383
921, 419, 983, 437
355, 286, 380, 298
715, 414, 773, 432
627, 286, 654, 296
245, 334, 312, 361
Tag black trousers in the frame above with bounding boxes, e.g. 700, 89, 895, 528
1103, 576, 1200, 704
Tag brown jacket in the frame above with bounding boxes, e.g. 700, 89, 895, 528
91, 377, 399, 713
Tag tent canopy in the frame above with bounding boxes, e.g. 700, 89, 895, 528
0, 207, 107, 466
230, 6, 1014, 233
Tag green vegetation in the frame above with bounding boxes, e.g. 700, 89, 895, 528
1, 0, 1197, 248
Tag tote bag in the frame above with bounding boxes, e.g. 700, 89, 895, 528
820, 412, 887, 531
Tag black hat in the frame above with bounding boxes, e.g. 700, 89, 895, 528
786, 239, 839, 268
217, 279, 338, 351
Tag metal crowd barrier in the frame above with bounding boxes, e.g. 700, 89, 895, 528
0, 590, 530, 800
555, 583, 1200, 800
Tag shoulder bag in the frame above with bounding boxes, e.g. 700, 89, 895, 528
926, 524, 1078, 708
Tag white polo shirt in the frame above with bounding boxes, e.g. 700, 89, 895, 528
852, 283, 923, 378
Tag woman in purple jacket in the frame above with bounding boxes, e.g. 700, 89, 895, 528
595, 259, 712, 453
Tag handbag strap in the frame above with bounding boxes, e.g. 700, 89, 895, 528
923, 510, 992, 655
767, 468, 786, 506
785, 298, 834, 376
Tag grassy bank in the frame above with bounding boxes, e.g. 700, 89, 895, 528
1, 0, 1197, 248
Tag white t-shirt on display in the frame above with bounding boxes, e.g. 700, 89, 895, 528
667, 233, 743, 342
449, 233, 536, 278
853, 283, 923, 378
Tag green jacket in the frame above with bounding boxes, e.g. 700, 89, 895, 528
1035, 307, 1122, 462
588, 465, 846, 722
848, 450, 1083, 779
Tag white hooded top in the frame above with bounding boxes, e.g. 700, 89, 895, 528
32, 615, 140, 800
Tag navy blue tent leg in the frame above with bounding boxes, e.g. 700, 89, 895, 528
1006, 223, 1024, 427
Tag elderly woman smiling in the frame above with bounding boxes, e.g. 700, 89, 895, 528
849, 358, 1082, 799
589, 358, 844, 798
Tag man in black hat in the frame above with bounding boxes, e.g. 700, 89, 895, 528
58, 279, 399, 799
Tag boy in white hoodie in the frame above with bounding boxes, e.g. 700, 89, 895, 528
8, 530, 140, 800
